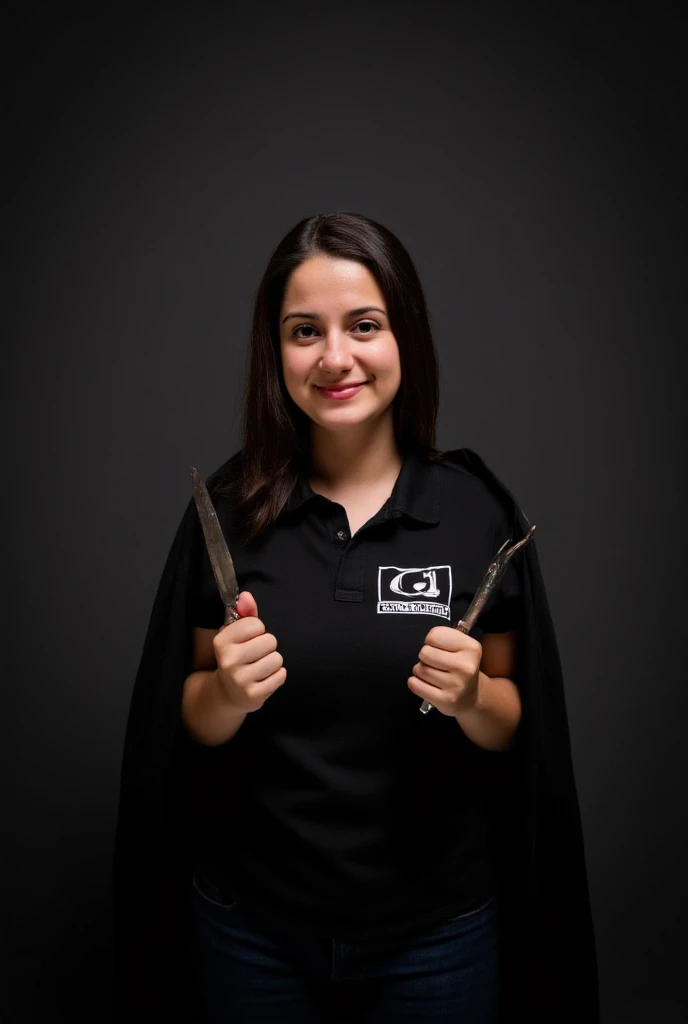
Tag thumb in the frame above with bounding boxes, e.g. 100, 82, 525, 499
235, 590, 259, 618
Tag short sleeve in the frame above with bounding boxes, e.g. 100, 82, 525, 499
186, 520, 226, 629
474, 503, 523, 636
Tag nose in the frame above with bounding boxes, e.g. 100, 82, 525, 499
319, 331, 354, 375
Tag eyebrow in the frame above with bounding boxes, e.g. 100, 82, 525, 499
281, 306, 387, 324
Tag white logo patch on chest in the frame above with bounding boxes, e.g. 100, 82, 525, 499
377, 565, 452, 618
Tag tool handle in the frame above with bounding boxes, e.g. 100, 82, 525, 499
223, 604, 241, 627
419, 619, 471, 714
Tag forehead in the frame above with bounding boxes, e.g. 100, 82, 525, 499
281, 255, 386, 311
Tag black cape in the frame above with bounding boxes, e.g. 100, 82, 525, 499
112, 448, 600, 1022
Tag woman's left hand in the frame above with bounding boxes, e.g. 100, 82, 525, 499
408, 625, 482, 717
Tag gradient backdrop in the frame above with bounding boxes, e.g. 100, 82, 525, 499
5, 3, 686, 1022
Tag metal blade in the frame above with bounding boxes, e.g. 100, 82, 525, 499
458, 526, 536, 632
191, 466, 239, 615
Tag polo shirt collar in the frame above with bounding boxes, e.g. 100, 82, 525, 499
284, 450, 440, 525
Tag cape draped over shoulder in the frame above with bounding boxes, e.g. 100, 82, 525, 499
112, 447, 600, 1022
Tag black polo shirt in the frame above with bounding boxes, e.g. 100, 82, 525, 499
187, 448, 522, 940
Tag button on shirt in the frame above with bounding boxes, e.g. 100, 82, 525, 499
187, 449, 522, 940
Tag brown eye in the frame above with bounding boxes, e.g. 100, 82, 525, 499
293, 324, 319, 340
355, 320, 380, 335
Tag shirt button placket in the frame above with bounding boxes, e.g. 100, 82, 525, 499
333, 520, 363, 602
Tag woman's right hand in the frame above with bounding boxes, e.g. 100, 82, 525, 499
212, 591, 286, 712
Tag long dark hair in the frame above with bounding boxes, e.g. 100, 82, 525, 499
219, 212, 445, 543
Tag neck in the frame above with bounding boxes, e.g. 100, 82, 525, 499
308, 419, 403, 492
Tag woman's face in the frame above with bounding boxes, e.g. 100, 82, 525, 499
279, 255, 402, 439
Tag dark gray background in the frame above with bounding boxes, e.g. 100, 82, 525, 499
5, 2, 686, 1021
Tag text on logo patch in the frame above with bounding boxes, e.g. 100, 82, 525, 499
377, 565, 452, 618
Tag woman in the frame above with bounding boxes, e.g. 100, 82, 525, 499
113, 213, 599, 1023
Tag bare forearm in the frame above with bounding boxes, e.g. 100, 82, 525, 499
181, 669, 248, 747
454, 671, 522, 752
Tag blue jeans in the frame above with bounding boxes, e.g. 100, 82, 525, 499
189, 866, 501, 1023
